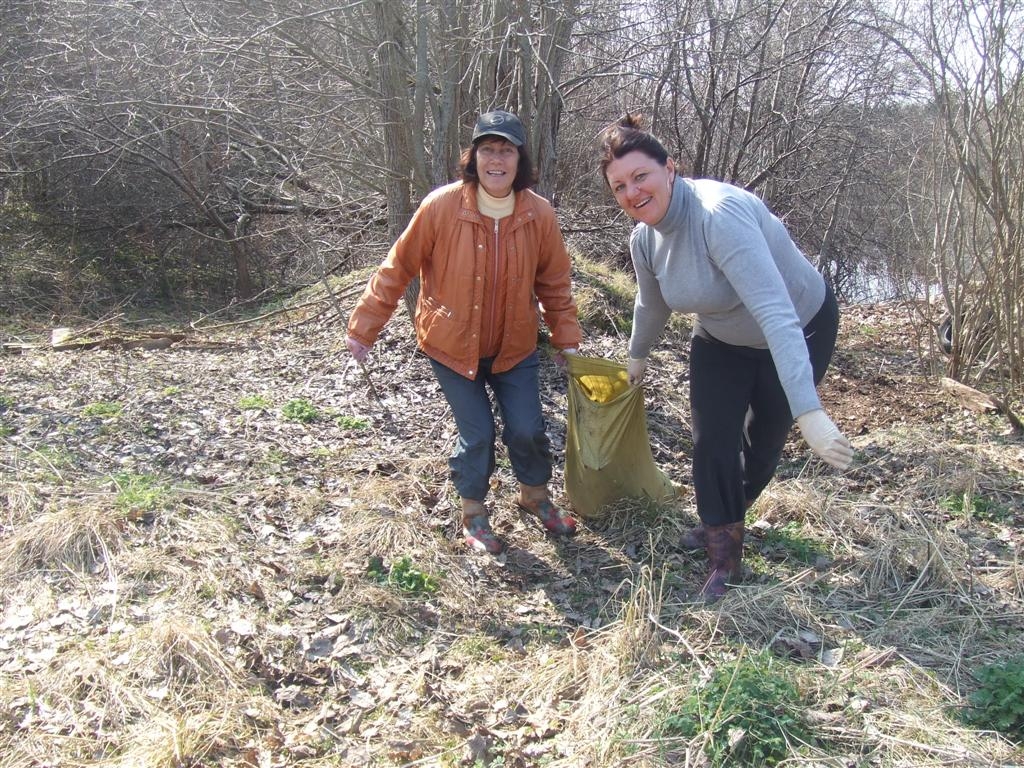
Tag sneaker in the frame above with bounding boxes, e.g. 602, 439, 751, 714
518, 498, 577, 537
463, 514, 503, 554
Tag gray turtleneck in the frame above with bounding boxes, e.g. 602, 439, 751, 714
628, 176, 827, 418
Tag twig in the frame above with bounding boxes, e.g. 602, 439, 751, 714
319, 276, 351, 324
647, 613, 710, 676
190, 296, 330, 331
54, 312, 125, 344
358, 360, 393, 420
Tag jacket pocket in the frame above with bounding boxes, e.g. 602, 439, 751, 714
509, 300, 540, 342
420, 294, 454, 320
417, 294, 467, 341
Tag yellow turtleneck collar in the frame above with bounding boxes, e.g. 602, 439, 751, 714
477, 185, 516, 220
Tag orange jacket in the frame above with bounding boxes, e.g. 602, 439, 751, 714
348, 181, 581, 379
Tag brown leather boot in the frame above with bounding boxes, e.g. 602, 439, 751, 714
681, 501, 752, 551
700, 522, 744, 601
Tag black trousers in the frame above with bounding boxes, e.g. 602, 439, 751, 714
689, 285, 839, 527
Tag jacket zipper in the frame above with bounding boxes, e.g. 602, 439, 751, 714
489, 217, 499, 351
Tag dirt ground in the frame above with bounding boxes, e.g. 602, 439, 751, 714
2, 293, 1023, 767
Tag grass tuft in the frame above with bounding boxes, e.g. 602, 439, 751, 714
0, 504, 123, 583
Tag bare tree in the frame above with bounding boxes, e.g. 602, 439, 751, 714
0, 0, 949, 334
884, 0, 1024, 387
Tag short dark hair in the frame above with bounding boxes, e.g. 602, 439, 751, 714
597, 113, 670, 185
460, 139, 537, 192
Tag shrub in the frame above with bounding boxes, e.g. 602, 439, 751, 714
660, 650, 810, 767
962, 655, 1024, 741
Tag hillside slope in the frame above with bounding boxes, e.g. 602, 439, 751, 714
1, 277, 1022, 767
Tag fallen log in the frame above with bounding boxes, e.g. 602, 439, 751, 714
940, 377, 1023, 434
51, 331, 187, 352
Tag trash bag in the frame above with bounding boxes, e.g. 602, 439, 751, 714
564, 354, 675, 518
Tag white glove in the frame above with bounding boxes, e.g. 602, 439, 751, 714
346, 336, 372, 363
627, 357, 647, 386
796, 409, 854, 470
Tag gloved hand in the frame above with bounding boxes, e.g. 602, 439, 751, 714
346, 336, 372, 363
796, 409, 854, 470
554, 347, 578, 369
627, 357, 647, 386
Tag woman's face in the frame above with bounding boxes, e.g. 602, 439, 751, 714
605, 150, 676, 226
474, 137, 519, 198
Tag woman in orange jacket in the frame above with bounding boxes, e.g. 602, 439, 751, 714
347, 111, 582, 554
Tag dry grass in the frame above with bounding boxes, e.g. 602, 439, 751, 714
2, 291, 1023, 767
0, 502, 125, 585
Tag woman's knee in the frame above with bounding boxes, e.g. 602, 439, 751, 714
504, 423, 547, 453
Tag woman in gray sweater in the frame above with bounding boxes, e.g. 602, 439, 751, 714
598, 114, 853, 600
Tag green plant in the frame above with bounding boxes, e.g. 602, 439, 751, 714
961, 655, 1024, 740
282, 398, 319, 423
261, 447, 289, 471
941, 492, 1012, 523
660, 650, 811, 767
161, 385, 181, 396
113, 473, 167, 517
0, 395, 13, 437
759, 521, 824, 565
238, 394, 272, 410
367, 555, 440, 596
81, 401, 122, 418
335, 414, 370, 430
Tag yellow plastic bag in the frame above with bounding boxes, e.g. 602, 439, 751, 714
564, 355, 675, 518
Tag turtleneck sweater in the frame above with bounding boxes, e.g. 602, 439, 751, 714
628, 176, 827, 418
477, 186, 515, 220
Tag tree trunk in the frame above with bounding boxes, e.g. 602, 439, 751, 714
374, 0, 419, 314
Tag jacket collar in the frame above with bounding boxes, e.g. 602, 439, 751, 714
458, 182, 538, 228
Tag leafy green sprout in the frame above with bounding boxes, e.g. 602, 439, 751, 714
940, 492, 1012, 523
81, 401, 122, 418
0, 394, 13, 437
758, 521, 826, 565
659, 649, 811, 767
367, 555, 440, 596
238, 394, 272, 410
161, 385, 181, 396
335, 414, 370, 430
961, 655, 1024, 740
281, 398, 320, 423
113, 473, 167, 517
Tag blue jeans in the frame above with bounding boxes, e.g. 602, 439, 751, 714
430, 352, 552, 501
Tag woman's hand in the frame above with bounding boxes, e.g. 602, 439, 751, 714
796, 409, 854, 470
627, 357, 647, 386
554, 347, 578, 370
346, 336, 372, 363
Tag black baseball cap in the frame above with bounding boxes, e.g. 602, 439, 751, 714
472, 110, 526, 146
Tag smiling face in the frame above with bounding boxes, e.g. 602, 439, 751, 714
605, 150, 676, 226
474, 137, 520, 198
